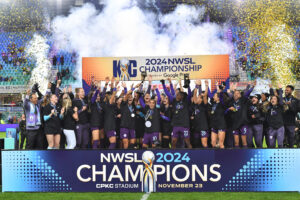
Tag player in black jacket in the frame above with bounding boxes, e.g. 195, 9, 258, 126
247, 94, 264, 148
266, 85, 284, 148
190, 80, 209, 148
283, 85, 299, 148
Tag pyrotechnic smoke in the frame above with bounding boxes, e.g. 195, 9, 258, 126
51, 0, 231, 81
26, 34, 52, 94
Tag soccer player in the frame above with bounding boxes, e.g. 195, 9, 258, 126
267, 84, 284, 148
90, 80, 107, 149
120, 82, 138, 149
227, 82, 255, 148
73, 87, 90, 148
139, 85, 161, 148
103, 78, 118, 149
190, 80, 209, 148
43, 94, 64, 149
247, 94, 264, 148
283, 85, 299, 148
61, 94, 78, 149
208, 82, 226, 149
166, 79, 192, 149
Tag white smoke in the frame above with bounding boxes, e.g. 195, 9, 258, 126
26, 34, 52, 94
51, 0, 231, 81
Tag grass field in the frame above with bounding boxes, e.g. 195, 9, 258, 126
1, 192, 300, 200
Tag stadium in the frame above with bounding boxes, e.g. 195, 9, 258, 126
0, 0, 300, 200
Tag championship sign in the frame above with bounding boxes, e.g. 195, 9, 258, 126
2, 149, 300, 192
82, 55, 229, 85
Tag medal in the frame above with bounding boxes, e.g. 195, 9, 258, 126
131, 113, 135, 118
145, 121, 152, 128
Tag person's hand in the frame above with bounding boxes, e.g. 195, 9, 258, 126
205, 80, 209, 86
251, 114, 255, 119
148, 75, 152, 83
253, 80, 257, 87
122, 82, 126, 88
51, 109, 55, 115
57, 79, 61, 87
73, 107, 78, 112
97, 81, 102, 89
196, 79, 201, 86
269, 83, 273, 88
285, 101, 291, 105
135, 82, 142, 88
61, 107, 65, 114
215, 81, 219, 88
105, 77, 110, 85
115, 79, 120, 87
153, 85, 157, 90
82, 106, 87, 111
63, 87, 67, 94
160, 112, 164, 116
167, 77, 172, 84
26, 89, 31, 95
190, 116, 194, 120
68, 85, 72, 93
229, 107, 235, 111
117, 86, 121, 92
117, 114, 121, 118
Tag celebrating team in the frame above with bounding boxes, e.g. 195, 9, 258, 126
23, 76, 299, 149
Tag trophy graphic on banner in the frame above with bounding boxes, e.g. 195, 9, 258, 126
142, 151, 156, 193
120, 59, 131, 81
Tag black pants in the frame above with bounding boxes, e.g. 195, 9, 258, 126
20, 131, 26, 149
25, 129, 43, 149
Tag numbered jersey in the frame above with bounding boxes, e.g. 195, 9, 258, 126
142, 106, 160, 133
191, 103, 209, 132
172, 99, 190, 128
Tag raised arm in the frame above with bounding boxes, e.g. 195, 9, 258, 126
277, 85, 283, 105
109, 78, 116, 105
244, 81, 256, 98
139, 95, 146, 108
91, 89, 100, 104
187, 86, 192, 103
155, 86, 161, 106
203, 81, 208, 105
168, 78, 175, 96
146, 75, 152, 94
23, 89, 31, 111
162, 81, 174, 103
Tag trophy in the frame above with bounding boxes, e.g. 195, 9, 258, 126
183, 74, 190, 88
32, 83, 39, 93
141, 71, 147, 83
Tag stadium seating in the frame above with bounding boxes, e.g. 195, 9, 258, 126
0, 32, 77, 86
